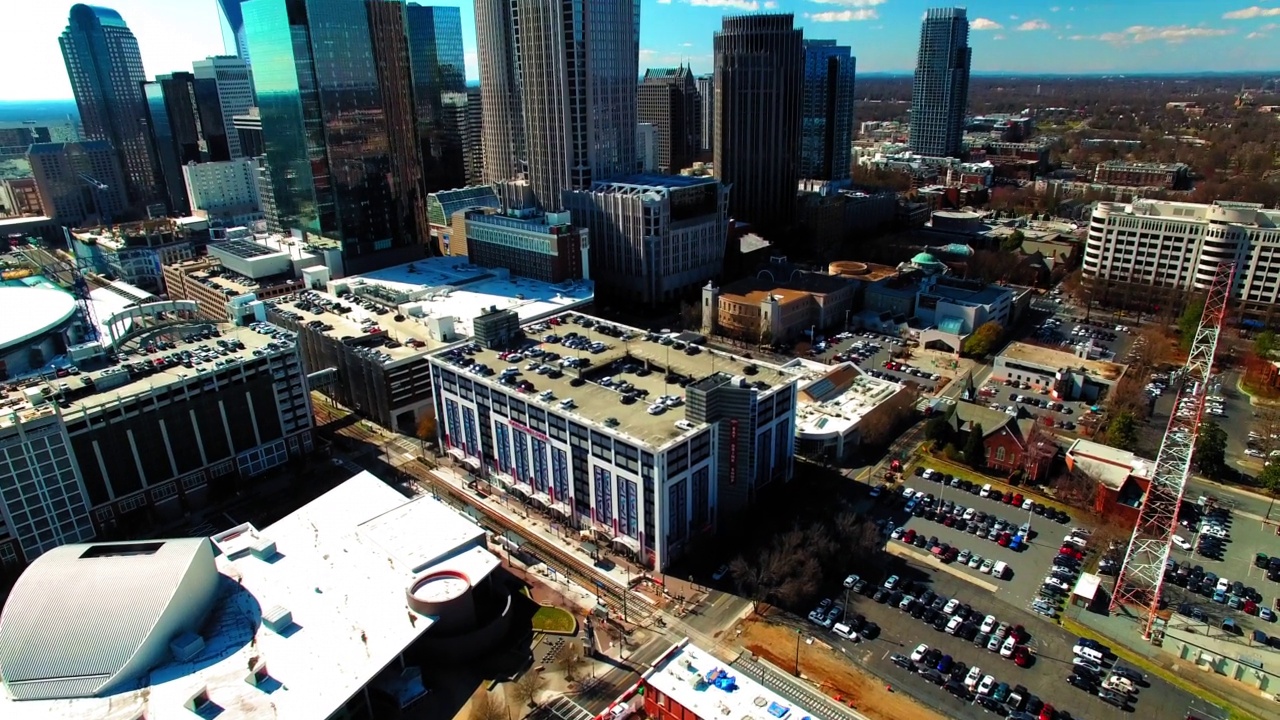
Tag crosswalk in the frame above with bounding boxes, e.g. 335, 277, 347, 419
527, 695, 595, 720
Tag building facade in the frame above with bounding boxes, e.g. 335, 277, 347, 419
909, 7, 970, 158
461, 209, 589, 284
27, 141, 129, 225
143, 72, 232, 215
407, 3, 468, 192
696, 75, 713, 154
242, 0, 427, 273
192, 56, 256, 159
713, 14, 804, 231
59, 4, 159, 208
182, 158, 262, 226
473, 0, 525, 183
0, 127, 52, 160
71, 218, 208, 292
1093, 161, 1191, 190
216, 0, 251, 62
1085, 199, 1280, 325
493, 0, 639, 210
637, 123, 657, 173
426, 184, 502, 256
565, 174, 728, 306
638, 67, 701, 175
800, 40, 856, 183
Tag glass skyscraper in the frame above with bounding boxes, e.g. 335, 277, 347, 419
143, 72, 231, 215
243, 0, 427, 271
910, 7, 970, 158
59, 4, 159, 209
801, 40, 856, 183
406, 4, 467, 191
217, 0, 252, 63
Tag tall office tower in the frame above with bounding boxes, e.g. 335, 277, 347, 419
696, 74, 714, 153
217, 0, 251, 62
910, 7, 971, 158
58, 4, 158, 208
192, 56, 257, 159
231, 108, 263, 158
714, 14, 804, 231
638, 67, 700, 174
464, 86, 485, 185
143, 72, 231, 215
475, 0, 639, 211
407, 4, 467, 191
801, 40, 856, 182
243, 0, 428, 272
27, 141, 129, 225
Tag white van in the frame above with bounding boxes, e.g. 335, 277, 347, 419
991, 561, 1009, 580
833, 622, 859, 641
1072, 644, 1105, 663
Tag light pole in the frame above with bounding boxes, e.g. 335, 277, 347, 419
794, 628, 803, 676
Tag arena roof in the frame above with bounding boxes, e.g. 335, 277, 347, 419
0, 286, 77, 352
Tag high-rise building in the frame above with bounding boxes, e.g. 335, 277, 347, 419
474, 0, 525, 183
637, 123, 657, 172
0, 127, 52, 160
192, 56, 257, 159
696, 75, 714, 155
910, 7, 971, 158
475, 0, 639, 210
713, 14, 803, 231
407, 4, 467, 192
27, 141, 129, 224
183, 158, 262, 226
243, 0, 427, 273
464, 87, 485, 186
231, 108, 264, 158
638, 67, 700, 174
143, 72, 231, 215
565, 174, 728, 306
216, 0, 251, 62
58, 4, 158, 208
801, 40, 856, 183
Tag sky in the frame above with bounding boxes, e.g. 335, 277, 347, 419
4, 0, 1280, 102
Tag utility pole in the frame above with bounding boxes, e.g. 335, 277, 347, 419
794, 628, 802, 676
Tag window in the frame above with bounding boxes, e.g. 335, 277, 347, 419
996, 446, 1006, 462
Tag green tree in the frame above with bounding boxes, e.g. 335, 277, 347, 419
1259, 462, 1280, 496
964, 423, 985, 468
1000, 229, 1026, 252
1255, 330, 1277, 360
924, 415, 952, 445
1193, 421, 1228, 478
962, 321, 1005, 357
1107, 412, 1139, 451
1178, 299, 1205, 350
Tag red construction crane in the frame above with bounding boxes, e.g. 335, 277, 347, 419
1109, 261, 1234, 637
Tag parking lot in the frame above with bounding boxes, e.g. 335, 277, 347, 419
977, 379, 1095, 434
1029, 312, 1135, 364
813, 332, 956, 395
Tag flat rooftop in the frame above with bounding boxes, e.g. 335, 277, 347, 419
795, 363, 904, 437
998, 341, 1126, 381
645, 640, 823, 720
434, 313, 800, 448
924, 280, 1011, 306
0, 470, 499, 719
270, 257, 593, 363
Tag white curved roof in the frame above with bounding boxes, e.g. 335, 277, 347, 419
0, 538, 218, 700
0, 286, 78, 351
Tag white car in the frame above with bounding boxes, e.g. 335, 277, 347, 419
1063, 534, 1088, 548
1246, 448, 1266, 458
1044, 576, 1071, 592
963, 507, 977, 521
843, 573, 860, 589
1216, 577, 1230, 593
946, 615, 965, 634
976, 674, 997, 695
1172, 535, 1192, 551
1022, 498, 1035, 510
922, 468, 936, 480
964, 666, 984, 690
902, 486, 916, 498
1000, 635, 1019, 658
980, 614, 998, 634
1202, 525, 1228, 539
910, 643, 929, 663
980, 483, 993, 498
943, 598, 961, 615
890, 526, 905, 539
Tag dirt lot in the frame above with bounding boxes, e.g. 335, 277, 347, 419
737, 617, 947, 720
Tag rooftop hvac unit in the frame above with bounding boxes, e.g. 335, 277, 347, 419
169, 631, 205, 662
263, 605, 293, 633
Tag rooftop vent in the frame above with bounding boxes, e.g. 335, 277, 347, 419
249, 537, 277, 560
263, 604, 293, 634
170, 631, 205, 662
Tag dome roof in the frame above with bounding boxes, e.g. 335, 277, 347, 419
912, 252, 939, 264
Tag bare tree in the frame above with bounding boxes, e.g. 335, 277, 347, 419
469, 691, 509, 720
509, 669, 547, 709
1051, 466, 1098, 510
556, 641, 585, 682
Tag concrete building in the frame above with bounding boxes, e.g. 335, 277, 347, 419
460, 209, 589, 284
1093, 160, 1190, 190
640, 640, 825, 720
0, 321, 313, 565
71, 218, 210, 293
713, 14, 804, 231
0, 285, 87, 380
793, 362, 911, 463
425, 184, 501, 256
704, 259, 861, 343
1085, 199, 1280, 325
0, 470, 509, 719
637, 123, 658, 173
27, 141, 129, 225
231, 108, 263, 158
0, 178, 44, 217
162, 255, 299, 322
638, 67, 701, 174
909, 8, 970, 158
565, 173, 728, 306
993, 341, 1126, 402
1065, 437, 1152, 525
191, 56, 256, 159
800, 40, 856, 183
0, 126, 51, 160
182, 158, 262, 226
915, 274, 1021, 352
430, 312, 797, 570
267, 256, 593, 434
696, 74, 713, 153
143, 71, 233, 215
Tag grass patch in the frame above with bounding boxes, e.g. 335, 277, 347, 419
532, 605, 577, 635
1061, 616, 1260, 720
919, 455, 1074, 514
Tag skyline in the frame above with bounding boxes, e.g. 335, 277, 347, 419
4, 0, 1280, 102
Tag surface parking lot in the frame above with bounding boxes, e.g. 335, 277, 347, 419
977, 379, 1094, 434
814, 332, 952, 394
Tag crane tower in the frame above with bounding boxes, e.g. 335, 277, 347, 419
1108, 262, 1234, 637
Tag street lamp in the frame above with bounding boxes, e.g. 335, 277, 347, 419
794, 629, 803, 676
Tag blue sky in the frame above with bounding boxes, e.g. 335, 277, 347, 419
4, 0, 1280, 101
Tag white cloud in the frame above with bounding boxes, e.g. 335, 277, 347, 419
1018, 19, 1051, 31
993, 34, 1006, 41
657, 0, 672, 4
688, 0, 760, 8
1093, 25, 1234, 44
1010, 15, 1019, 20
1248, 31, 1268, 39
1263, 23, 1280, 30
1051, 5, 1060, 11
1223, 6, 1280, 19
764, 0, 777, 6
972, 18, 1004, 31
806, 9, 878, 22
681, 42, 694, 47
806, 0, 886, 5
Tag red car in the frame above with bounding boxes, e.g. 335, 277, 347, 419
1014, 646, 1033, 668
1011, 624, 1029, 643
998, 532, 1012, 547
903, 529, 918, 543
1038, 702, 1054, 719
1059, 546, 1084, 560
944, 515, 956, 527
1012, 493, 1025, 506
